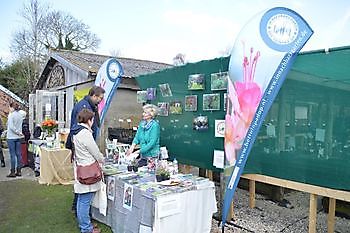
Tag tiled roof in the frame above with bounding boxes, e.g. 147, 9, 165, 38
0, 84, 27, 106
51, 50, 172, 77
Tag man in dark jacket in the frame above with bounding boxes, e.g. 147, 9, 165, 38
66, 85, 105, 149
67, 85, 105, 215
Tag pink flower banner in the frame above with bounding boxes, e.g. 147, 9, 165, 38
222, 7, 313, 228
95, 58, 124, 126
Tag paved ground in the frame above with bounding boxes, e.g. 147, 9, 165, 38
0, 149, 36, 182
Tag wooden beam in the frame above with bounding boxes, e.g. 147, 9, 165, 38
327, 198, 336, 233
309, 193, 317, 233
207, 170, 213, 181
242, 174, 350, 202
249, 180, 256, 208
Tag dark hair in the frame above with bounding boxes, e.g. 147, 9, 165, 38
88, 86, 105, 96
77, 109, 94, 124
10, 102, 20, 111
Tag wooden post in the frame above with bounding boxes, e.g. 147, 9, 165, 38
185, 165, 191, 174
207, 170, 213, 181
28, 94, 35, 135
219, 172, 235, 222
58, 91, 65, 128
249, 179, 256, 208
327, 198, 336, 233
178, 164, 191, 174
309, 193, 317, 233
227, 201, 235, 222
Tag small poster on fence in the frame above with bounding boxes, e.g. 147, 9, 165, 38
107, 176, 116, 201
123, 183, 133, 211
215, 120, 225, 137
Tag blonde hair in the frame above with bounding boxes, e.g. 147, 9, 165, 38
143, 104, 158, 118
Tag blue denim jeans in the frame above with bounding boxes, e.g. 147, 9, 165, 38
7, 139, 22, 170
77, 192, 94, 233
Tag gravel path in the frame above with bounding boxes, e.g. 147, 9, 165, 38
210, 187, 350, 233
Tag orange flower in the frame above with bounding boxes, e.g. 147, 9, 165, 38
41, 119, 58, 136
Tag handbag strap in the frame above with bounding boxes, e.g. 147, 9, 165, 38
71, 133, 98, 167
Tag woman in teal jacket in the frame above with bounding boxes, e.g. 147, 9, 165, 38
127, 104, 160, 166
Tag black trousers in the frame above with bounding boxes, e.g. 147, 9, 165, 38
0, 144, 4, 162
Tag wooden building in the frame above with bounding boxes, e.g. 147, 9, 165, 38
33, 50, 172, 146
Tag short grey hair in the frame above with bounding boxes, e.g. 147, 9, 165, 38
143, 104, 158, 118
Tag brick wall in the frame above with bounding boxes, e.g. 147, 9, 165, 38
0, 89, 26, 122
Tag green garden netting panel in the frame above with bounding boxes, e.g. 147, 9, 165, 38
136, 46, 350, 191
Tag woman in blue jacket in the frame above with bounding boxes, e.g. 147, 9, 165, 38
127, 104, 160, 166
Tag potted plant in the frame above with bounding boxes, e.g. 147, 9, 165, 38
156, 167, 170, 182
131, 159, 138, 172
127, 164, 133, 172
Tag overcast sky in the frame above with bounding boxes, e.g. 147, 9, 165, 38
0, 0, 349, 64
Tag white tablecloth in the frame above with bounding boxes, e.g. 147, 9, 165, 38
154, 185, 217, 233
92, 176, 217, 233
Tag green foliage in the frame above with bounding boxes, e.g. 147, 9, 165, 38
0, 59, 37, 101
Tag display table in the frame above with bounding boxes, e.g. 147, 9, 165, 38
39, 148, 74, 185
92, 171, 217, 233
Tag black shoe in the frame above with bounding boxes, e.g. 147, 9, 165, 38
1, 161, 5, 167
7, 169, 16, 178
15, 168, 21, 176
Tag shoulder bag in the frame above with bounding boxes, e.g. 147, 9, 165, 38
76, 160, 102, 185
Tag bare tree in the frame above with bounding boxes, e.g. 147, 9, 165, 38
0, 58, 4, 69
109, 49, 122, 58
10, 0, 48, 76
9, 0, 101, 94
12, 1, 100, 61
173, 53, 186, 66
41, 10, 100, 51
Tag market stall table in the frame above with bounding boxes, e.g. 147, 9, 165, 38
39, 147, 74, 185
92, 171, 217, 233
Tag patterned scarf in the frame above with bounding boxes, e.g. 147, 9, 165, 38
142, 119, 154, 130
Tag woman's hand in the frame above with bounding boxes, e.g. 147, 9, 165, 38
126, 144, 135, 156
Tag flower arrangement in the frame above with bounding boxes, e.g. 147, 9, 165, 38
41, 119, 58, 137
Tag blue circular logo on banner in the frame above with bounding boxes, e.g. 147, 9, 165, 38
106, 58, 123, 82
260, 7, 303, 52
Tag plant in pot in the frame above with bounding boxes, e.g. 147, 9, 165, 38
131, 158, 138, 172
156, 167, 170, 182
127, 160, 133, 172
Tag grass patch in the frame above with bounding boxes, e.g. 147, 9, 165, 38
0, 179, 112, 233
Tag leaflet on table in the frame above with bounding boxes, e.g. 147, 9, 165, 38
194, 177, 214, 189
156, 194, 181, 218
116, 172, 139, 181
139, 224, 152, 233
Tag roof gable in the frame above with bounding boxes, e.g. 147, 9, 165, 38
0, 84, 27, 106
36, 50, 173, 90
